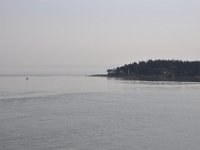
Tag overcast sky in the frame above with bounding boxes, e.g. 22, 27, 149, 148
0, 0, 200, 74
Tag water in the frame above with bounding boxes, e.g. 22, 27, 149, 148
0, 75, 200, 150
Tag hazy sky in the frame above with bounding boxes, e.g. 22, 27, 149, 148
0, 0, 200, 73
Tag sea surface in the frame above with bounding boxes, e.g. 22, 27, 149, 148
0, 75, 200, 150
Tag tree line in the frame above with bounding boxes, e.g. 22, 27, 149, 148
107, 60, 200, 77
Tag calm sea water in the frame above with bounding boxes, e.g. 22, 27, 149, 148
0, 75, 200, 150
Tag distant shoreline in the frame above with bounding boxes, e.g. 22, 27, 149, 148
90, 74, 200, 82
94, 60, 200, 82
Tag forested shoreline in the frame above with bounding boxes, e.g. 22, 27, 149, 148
105, 60, 200, 82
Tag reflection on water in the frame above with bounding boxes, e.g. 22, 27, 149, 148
0, 75, 200, 150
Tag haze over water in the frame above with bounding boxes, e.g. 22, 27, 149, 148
1, 0, 200, 149
0, 75, 200, 150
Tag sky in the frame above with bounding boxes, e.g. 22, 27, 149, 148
0, 0, 200, 74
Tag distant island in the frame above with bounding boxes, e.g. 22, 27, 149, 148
93, 60, 200, 82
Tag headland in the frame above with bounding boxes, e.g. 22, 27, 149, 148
91, 60, 200, 82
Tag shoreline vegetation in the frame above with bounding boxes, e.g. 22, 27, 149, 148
91, 60, 200, 82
